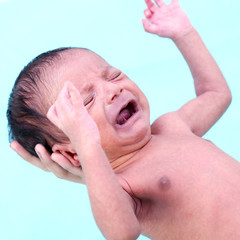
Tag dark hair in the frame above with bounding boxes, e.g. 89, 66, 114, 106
7, 47, 81, 157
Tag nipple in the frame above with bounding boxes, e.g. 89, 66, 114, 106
159, 176, 171, 191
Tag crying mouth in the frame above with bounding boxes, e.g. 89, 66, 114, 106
116, 101, 137, 125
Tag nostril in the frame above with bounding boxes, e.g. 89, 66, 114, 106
111, 95, 116, 101
111, 88, 123, 102
108, 85, 124, 104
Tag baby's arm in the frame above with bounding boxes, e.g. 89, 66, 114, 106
47, 82, 140, 240
143, 0, 232, 136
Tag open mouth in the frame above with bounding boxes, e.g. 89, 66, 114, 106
116, 101, 138, 125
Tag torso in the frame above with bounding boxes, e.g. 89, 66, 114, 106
116, 112, 240, 240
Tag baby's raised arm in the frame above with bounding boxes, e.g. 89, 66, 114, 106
47, 82, 140, 240
143, 0, 232, 136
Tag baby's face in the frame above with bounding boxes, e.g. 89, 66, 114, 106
54, 50, 151, 161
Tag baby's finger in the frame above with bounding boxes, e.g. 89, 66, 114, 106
11, 140, 50, 172
65, 81, 83, 107
55, 82, 85, 120
47, 104, 59, 127
144, 9, 153, 19
47, 84, 74, 129
142, 19, 158, 34
155, 0, 165, 7
65, 82, 89, 118
144, 0, 157, 11
56, 83, 74, 111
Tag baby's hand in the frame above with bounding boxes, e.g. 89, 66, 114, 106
142, 0, 193, 40
47, 82, 101, 149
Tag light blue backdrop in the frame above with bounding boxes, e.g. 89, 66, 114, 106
0, 0, 239, 239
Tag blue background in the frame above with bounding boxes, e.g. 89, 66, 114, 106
0, 0, 239, 239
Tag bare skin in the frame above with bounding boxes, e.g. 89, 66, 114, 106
11, 0, 239, 239
116, 118, 240, 239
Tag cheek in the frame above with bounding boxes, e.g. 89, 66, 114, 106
128, 82, 147, 101
91, 111, 118, 151
123, 81, 150, 118
98, 127, 117, 156
136, 89, 150, 114
142, 94, 150, 112
90, 109, 112, 139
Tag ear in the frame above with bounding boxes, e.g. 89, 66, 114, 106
52, 143, 80, 167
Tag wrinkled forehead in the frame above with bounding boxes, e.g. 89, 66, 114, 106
59, 49, 111, 81
46, 49, 114, 101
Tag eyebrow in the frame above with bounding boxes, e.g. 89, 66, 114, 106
101, 66, 113, 79
80, 83, 93, 94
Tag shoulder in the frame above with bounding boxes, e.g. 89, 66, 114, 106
151, 111, 192, 135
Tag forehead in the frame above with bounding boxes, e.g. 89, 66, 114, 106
40, 49, 114, 108
48, 49, 117, 99
59, 49, 112, 82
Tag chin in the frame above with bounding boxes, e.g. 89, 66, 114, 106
101, 122, 151, 159
119, 120, 151, 147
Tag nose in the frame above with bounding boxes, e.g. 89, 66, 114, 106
105, 82, 124, 104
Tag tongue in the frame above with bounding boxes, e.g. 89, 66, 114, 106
116, 109, 131, 125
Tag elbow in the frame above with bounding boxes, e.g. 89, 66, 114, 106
227, 90, 232, 106
116, 231, 140, 240
123, 228, 141, 240
214, 86, 232, 111
105, 226, 141, 240
111, 232, 140, 240
222, 88, 232, 110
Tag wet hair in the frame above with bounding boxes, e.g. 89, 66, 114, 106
7, 47, 88, 158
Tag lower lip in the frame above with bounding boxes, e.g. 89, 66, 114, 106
114, 110, 141, 130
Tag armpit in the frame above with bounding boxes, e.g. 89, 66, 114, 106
118, 176, 143, 216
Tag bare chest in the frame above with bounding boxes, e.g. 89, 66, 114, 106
119, 135, 240, 239
122, 134, 239, 195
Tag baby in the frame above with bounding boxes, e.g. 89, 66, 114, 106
8, 0, 240, 239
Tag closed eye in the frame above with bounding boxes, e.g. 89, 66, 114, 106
109, 71, 122, 81
83, 93, 95, 106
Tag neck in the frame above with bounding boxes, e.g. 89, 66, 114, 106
109, 134, 153, 172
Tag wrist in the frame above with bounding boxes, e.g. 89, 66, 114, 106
172, 26, 197, 44
76, 140, 103, 158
